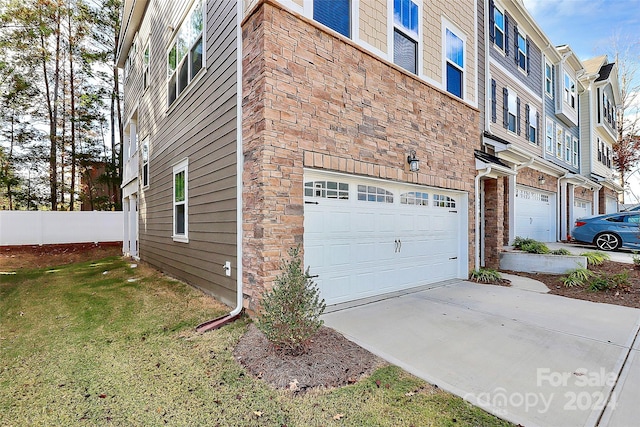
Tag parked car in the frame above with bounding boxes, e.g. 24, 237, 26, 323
571, 212, 640, 251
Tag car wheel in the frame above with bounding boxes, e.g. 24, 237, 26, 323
595, 233, 621, 251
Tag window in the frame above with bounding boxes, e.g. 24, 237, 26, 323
401, 191, 428, 206
305, 181, 349, 199
167, 0, 204, 107
527, 105, 537, 144
124, 39, 137, 82
545, 119, 553, 153
493, 6, 505, 50
517, 32, 527, 71
556, 127, 563, 159
572, 137, 579, 167
445, 28, 464, 98
545, 62, 553, 96
507, 90, 517, 133
393, 0, 419, 74
433, 194, 456, 208
143, 41, 150, 91
173, 159, 188, 241
357, 185, 393, 203
565, 133, 571, 162
564, 73, 576, 109
314, 0, 350, 37
141, 137, 149, 187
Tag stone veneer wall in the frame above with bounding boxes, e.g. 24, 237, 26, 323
242, 1, 479, 312
484, 178, 504, 269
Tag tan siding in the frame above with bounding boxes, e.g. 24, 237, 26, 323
359, 0, 387, 53
132, 0, 239, 306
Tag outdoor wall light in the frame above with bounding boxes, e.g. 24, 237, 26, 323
581, 188, 587, 196
407, 150, 419, 172
538, 175, 546, 185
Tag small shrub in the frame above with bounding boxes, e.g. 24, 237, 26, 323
256, 246, 326, 356
562, 268, 594, 287
580, 251, 610, 266
469, 268, 503, 283
551, 248, 572, 256
586, 272, 629, 292
633, 252, 640, 270
512, 236, 537, 250
520, 241, 550, 254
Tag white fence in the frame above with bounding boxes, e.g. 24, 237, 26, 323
0, 211, 123, 246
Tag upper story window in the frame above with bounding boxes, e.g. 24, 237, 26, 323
507, 90, 517, 133
556, 127, 563, 159
313, 0, 350, 38
445, 28, 464, 98
545, 119, 553, 153
527, 105, 537, 144
167, 0, 204, 107
143, 41, 150, 91
141, 137, 149, 188
393, 0, 419, 74
516, 32, 527, 71
564, 73, 576, 109
124, 39, 137, 82
493, 6, 505, 51
572, 137, 579, 167
545, 62, 553, 96
564, 133, 571, 162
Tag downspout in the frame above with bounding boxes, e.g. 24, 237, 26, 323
197, 1, 244, 333
475, 167, 492, 269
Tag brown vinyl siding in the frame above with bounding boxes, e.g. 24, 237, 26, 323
134, 0, 238, 306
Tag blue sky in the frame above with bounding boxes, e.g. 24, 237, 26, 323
522, 0, 640, 61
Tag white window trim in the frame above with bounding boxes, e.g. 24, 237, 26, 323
564, 132, 571, 162
493, 1, 506, 54
507, 87, 517, 133
572, 137, 579, 167
141, 136, 150, 189
556, 127, 563, 159
172, 158, 189, 243
143, 38, 150, 92
307, 0, 358, 40
442, 19, 466, 100
545, 118, 554, 154
544, 61, 553, 98
563, 71, 576, 110
124, 32, 138, 82
166, 0, 206, 109
388, 0, 422, 76
516, 28, 528, 74
528, 105, 537, 145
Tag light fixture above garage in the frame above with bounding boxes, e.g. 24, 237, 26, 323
407, 150, 419, 172
538, 175, 545, 185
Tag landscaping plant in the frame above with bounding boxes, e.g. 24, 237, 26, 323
551, 248, 572, 255
256, 246, 326, 355
512, 236, 537, 249
580, 251, 610, 266
562, 268, 594, 287
520, 241, 550, 254
633, 252, 640, 270
469, 268, 503, 283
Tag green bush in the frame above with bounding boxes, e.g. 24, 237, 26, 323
551, 248, 572, 255
562, 268, 594, 287
520, 241, 550, 254
469, 268, 503, 283
512, 236, 537, 249
580, 251, 610, 266
586, 271, 629, 292
256, 246, 326, 355
587, 276, 611, 291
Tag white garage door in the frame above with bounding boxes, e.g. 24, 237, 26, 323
515, 186, 556, 242
574, 199, 592, 219
304, 171, 467, 306
606, 196, 618, 214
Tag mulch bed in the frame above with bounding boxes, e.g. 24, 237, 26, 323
234, 324, 382, 392
504, 260, 640, 309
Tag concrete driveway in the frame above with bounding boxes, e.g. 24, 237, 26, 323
545, 242, 636, 264
323, 281, 640, 427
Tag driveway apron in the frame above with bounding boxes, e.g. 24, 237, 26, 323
322, 281, 640, 427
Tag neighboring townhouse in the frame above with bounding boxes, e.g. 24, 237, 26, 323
478, 0, 569, 268
578, 55, 623, 216
116, 0, 481, 312
542, 45, 601, 241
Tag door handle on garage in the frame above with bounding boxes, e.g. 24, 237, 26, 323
394, 239, 398, 253
398, 239, 401, 252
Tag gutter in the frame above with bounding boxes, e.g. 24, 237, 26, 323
196, 1, 244, 333
475, 167, 492, 269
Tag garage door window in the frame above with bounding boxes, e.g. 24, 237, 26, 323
517, 189, 549, 202
358, 185, 393, 203
433, 194, 456, 208
305, 181, 349, 199
400, 191, 429, 206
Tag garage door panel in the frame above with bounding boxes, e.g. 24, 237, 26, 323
515, 186, 557, 242
304, 172, 466, 305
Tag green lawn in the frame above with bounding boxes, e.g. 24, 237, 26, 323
0, 256, 512, 426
